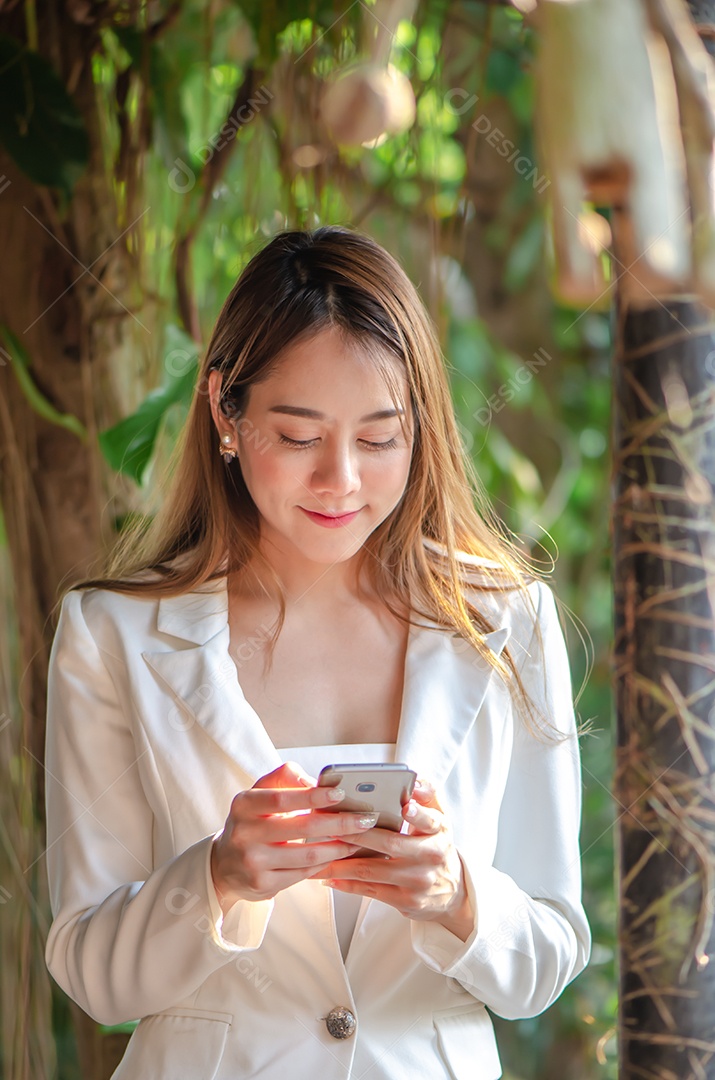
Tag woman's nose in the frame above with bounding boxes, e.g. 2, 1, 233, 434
312, 443, 361, 495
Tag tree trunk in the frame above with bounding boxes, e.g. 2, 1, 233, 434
0, 9, 150, 1077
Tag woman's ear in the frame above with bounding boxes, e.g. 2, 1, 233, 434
207, 370, 239, 458
207, 370, 225, 435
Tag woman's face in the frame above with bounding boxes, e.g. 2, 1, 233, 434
210, 326, 415, 571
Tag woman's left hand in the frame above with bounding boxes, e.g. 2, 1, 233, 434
310, 778, 475, 941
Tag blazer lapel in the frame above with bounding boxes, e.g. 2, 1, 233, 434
141, 578, 282, 785
395, 618, 511, 789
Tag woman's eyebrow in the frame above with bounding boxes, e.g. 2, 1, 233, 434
267, 405, 404, 422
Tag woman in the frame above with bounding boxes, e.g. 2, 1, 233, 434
44, 225, 590, 1080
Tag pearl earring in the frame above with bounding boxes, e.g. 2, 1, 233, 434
219, 432, 238, 463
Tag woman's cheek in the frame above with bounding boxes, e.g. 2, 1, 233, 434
244, 443, 293, 488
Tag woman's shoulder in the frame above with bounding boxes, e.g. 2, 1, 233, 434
56, 563, 226, 646
420, 536, 557, 641
55, 584, 160, 651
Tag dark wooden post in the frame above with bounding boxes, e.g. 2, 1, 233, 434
614, 294, 715, 1076
614, 9, 715, 1077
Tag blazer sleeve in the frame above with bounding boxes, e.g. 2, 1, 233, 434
410, 579, 591, 1019
44, 588, 273, 1026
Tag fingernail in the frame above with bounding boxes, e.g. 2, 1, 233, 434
404, 801, 417, 819
356, 812, 379, 829
326, 787, 345, 802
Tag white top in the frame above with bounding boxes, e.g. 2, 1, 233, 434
277, 742, 397, 961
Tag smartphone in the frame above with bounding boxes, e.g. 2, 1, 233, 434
318, 763, 417, 832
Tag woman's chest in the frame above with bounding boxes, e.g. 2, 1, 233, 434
227, 606, 409, 747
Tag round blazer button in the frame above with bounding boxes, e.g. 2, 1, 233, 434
325, 1006, 356, 1039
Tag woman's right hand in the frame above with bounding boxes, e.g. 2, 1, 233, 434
209, 762, 377, 911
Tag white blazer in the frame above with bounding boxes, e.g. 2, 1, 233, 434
44, 563, 590, 1080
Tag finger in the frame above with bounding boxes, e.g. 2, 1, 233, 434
233, 783, 346, 818
252, 762, 314, 789
319, 878, 402, 904
340, 822, 446, 859
267, 838, 362, 870
339, 825, 410, 858
248, 861, 366, 897
315, 855, 410, 885
271, 809, 380, 843
401, 800, 443, 835
282, 760, 318, 787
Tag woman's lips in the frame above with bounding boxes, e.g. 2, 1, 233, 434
299, 507, 362, 528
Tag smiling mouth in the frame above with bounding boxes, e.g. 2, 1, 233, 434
303, 509, 360, 517
299, 507, 363, 521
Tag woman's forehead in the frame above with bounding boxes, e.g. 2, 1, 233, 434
255, 327, 408, 397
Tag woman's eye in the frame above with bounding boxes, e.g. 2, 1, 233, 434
278, 434, 399, 451
278, 434, 317, 448
363, 438, 398, 451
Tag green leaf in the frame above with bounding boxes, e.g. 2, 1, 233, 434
98, 326, 199, 484
0, 326, 87, 441
0, 36, 89, 195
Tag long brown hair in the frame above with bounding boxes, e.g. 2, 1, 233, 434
70, 225, 556, 733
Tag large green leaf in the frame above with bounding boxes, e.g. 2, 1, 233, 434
98, 326, 199, 484
0, 35, 89, 194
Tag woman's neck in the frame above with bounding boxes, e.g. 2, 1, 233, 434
229, 555, 375, 613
